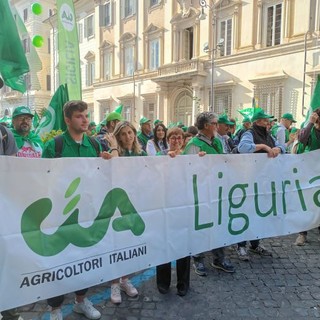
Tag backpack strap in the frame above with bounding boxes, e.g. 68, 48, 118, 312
54, 135, 64, 158
0, 124, 8, 152
88, 136, 100, 157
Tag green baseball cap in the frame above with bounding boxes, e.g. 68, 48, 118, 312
251, 110, 273, 122
218, 114, 235, 125
89, 121, 96, 127
12, 106, 33, 119
154, 119, 163, 125
282, 113, 296, 123
106, 112, 123, 122
242, 116, 251, 123
140, 117, 151, 125
181, 126, 188, 132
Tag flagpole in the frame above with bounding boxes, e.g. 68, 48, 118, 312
48, 16, 56, 93
26, 73, 29, 107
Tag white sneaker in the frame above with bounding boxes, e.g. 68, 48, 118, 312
120, 278, 138, 297
111, 283, 122, 304
50, 308, 63, 320
236, 246, 250, 261
73, 298, 101, 320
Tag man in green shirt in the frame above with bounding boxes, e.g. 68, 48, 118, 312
42, 100, 114, 320
184, 111, 235, 276
137, 117, 152, 151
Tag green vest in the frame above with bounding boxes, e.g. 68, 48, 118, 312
184, 136, 223, 155
137, 131, 151, 149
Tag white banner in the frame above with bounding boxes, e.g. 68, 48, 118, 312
1, 151, 320, 311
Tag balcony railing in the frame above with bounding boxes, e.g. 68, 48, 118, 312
157, 59, 205, 77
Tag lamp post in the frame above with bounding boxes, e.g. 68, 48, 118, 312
199, 0, 218, 112
210, 46, 214, 112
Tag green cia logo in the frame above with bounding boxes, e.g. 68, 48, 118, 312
60, 3, 74, 32
21, 178, 145, 256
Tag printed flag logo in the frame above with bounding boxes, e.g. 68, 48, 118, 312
60, 4, 74, 32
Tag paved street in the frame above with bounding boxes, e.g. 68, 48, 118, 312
11, 229, 320, 319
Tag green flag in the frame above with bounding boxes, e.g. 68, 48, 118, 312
0, 0, 30, 93
113, 104, 123, 114
35, 84, 69, 138
11, 5, 42, 90
238, 106, 262, 119
302, 74, 320, 127
57, 0, 81, 100
238, 108, 254, 119
33, 111, 40, 129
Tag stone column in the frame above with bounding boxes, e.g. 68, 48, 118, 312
194, 19, 200, 58
256, 0, 262, 49
156, 84, 168, 123
283, 0, 291, 43
173, 25, 178, 63
233, 5, 239, 52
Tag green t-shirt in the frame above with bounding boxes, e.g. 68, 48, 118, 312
42, 131, 102, 158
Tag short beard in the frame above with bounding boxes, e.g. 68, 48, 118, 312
16, 125, 30, 135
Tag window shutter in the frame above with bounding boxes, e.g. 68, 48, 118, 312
84, 18, 88, 38
85, 64, 88, 86
99, 5, 104, 27
132, 0, 136, 15
92, 15, 95, 36
78, 23, 83, 43
226, 19, 232, 55
121, 0, 124, 19
92, 62, 95, 83
109, 2, 113, 25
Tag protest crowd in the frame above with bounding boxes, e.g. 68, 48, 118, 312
1, 98, 319, 320
1, 0, 320, 318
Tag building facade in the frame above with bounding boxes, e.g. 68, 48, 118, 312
81, 0, 320, 127
2, 0, 320, 127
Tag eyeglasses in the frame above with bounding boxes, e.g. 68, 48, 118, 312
169, 136, 183, 140
16, 116, 32, 122
210, 122, 218, 126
